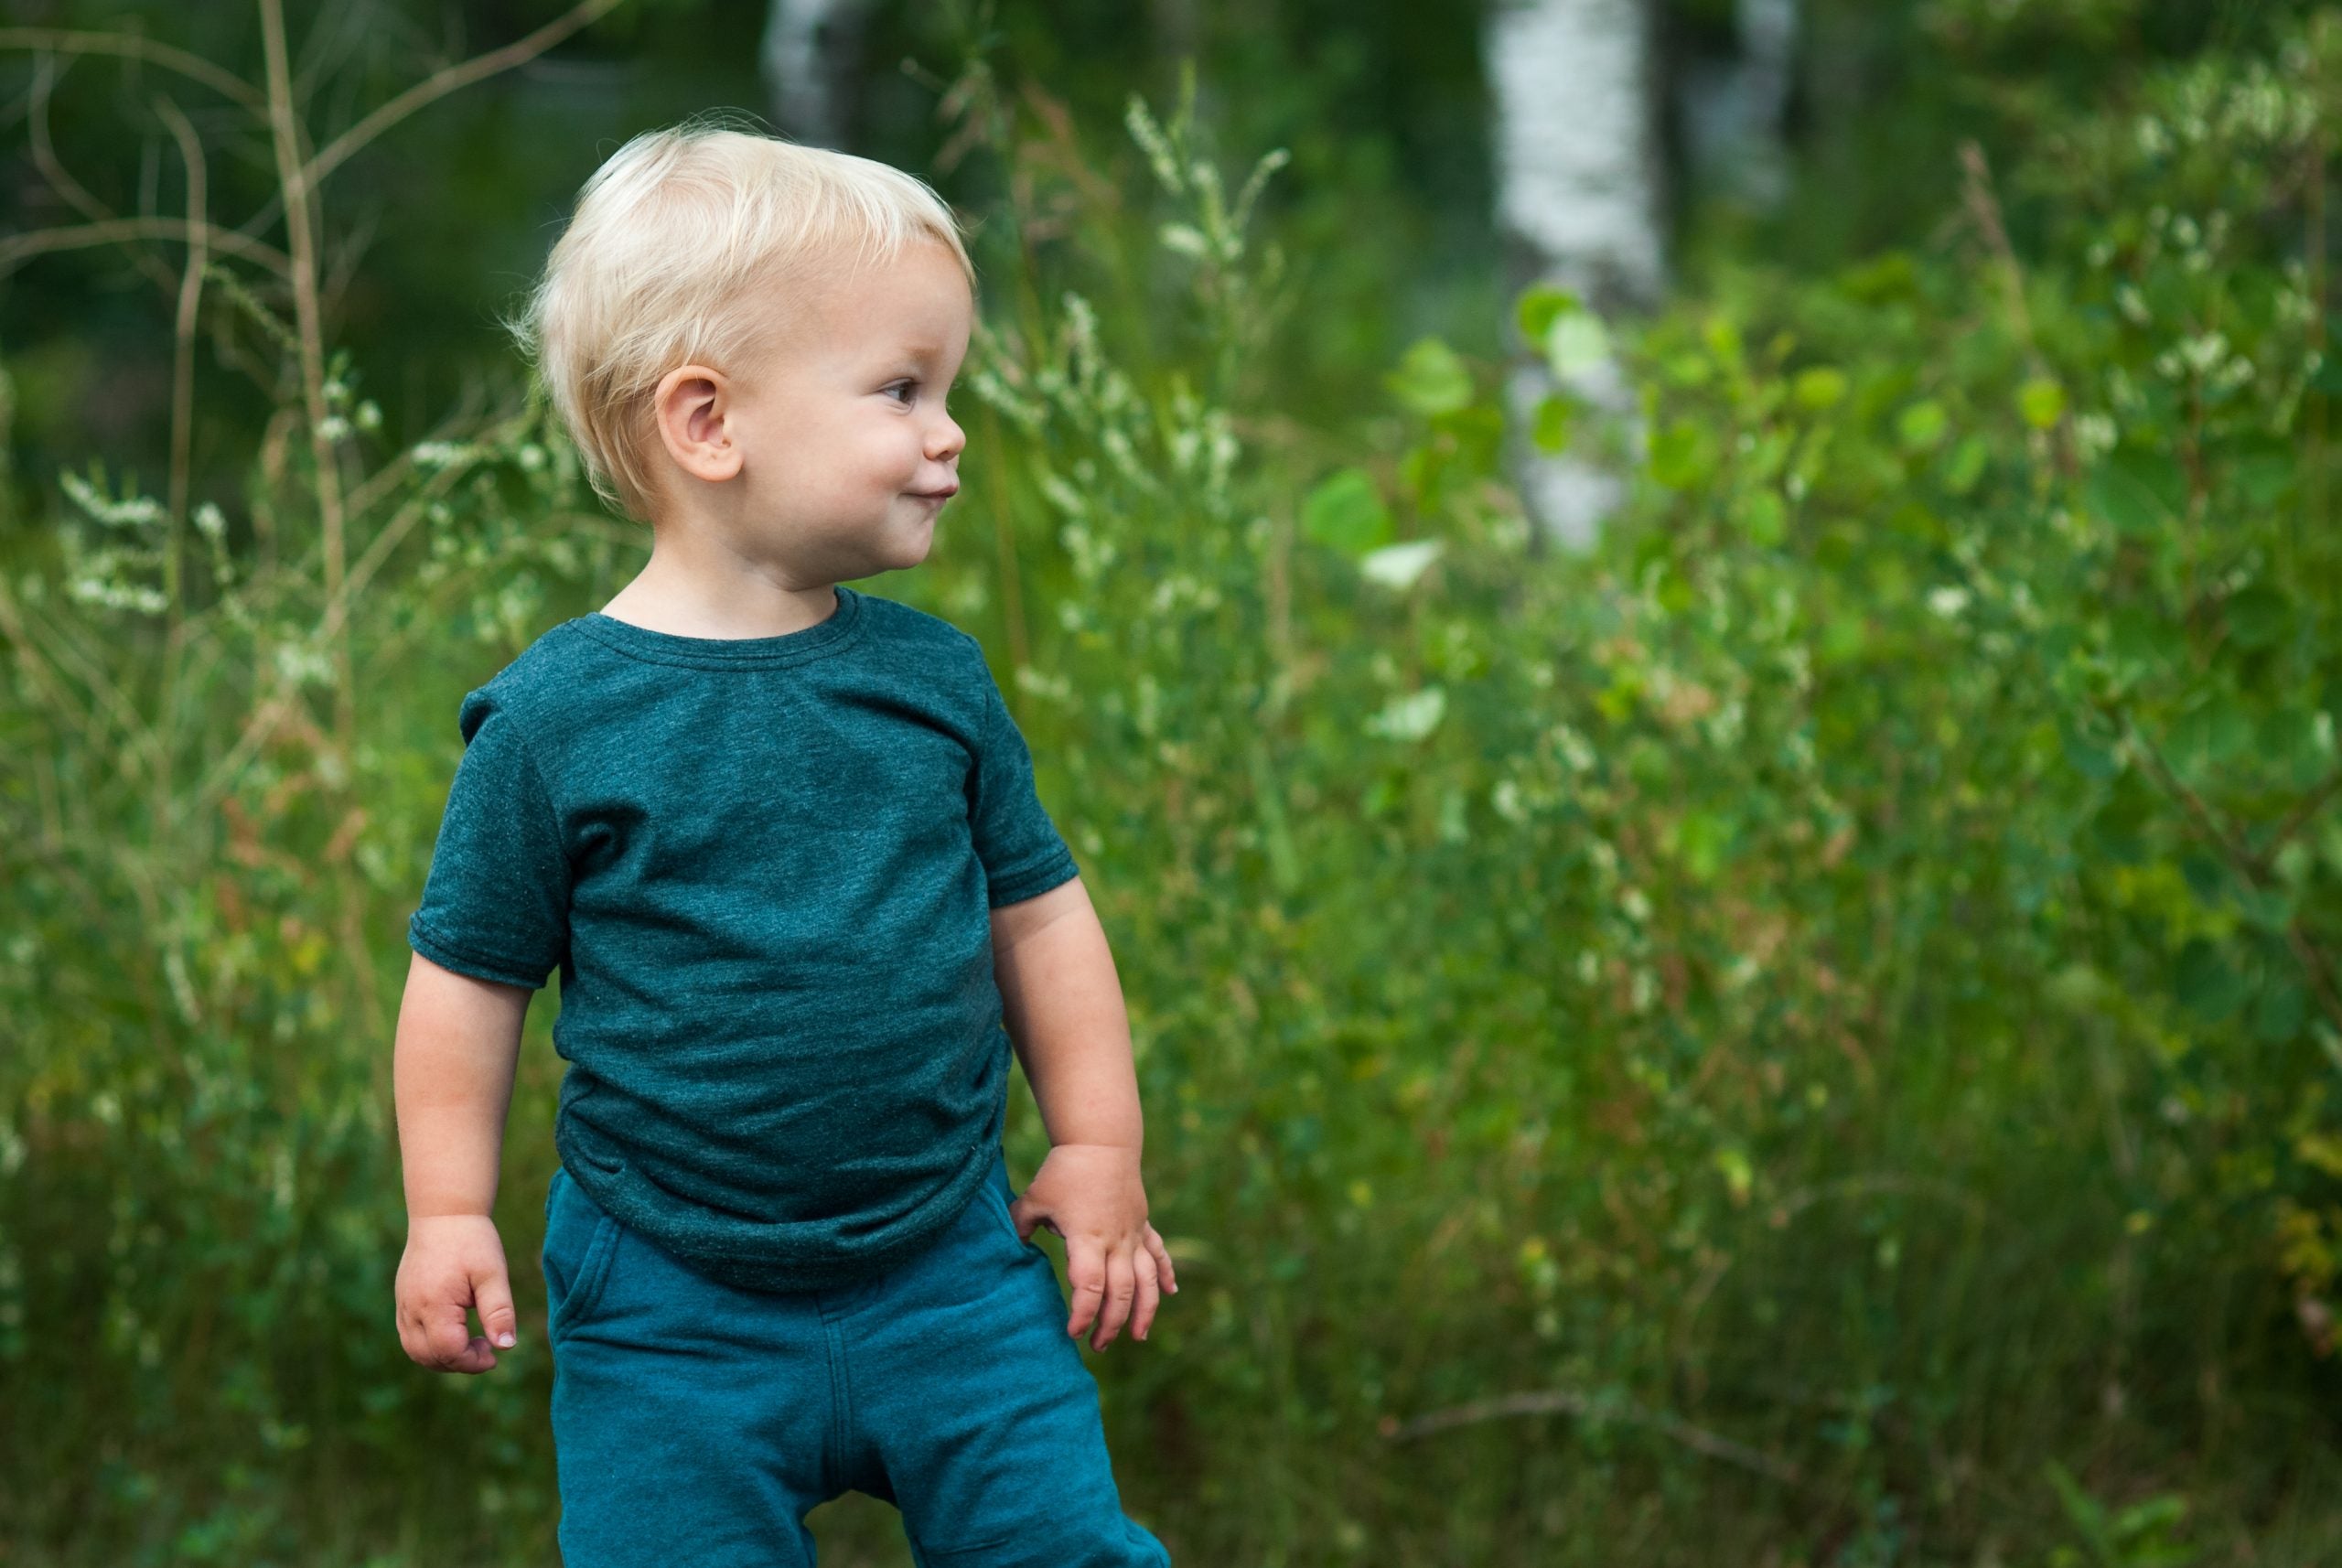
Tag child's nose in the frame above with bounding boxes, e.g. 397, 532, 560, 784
929, 413, 966, 462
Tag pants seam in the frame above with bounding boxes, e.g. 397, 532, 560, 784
820, 1304, 850, 1497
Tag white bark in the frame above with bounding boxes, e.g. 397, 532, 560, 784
1485, 0, 1668, 552
760, 0, 874, 147
1678, 0, 1800, 209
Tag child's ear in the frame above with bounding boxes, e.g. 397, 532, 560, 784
652, 364, 743, 483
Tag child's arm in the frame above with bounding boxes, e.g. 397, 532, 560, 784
392, 950, 530, 1374
992, 875, 1178, 1352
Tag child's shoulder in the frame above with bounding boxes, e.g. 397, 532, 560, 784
448, 618, 603, 741
850, 586, 984, 659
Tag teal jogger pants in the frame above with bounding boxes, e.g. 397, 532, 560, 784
540, 1150, 1173, 1567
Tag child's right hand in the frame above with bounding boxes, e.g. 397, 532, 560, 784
395, 1213, 521, 1374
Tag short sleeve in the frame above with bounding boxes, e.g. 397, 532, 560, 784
405, 691, 572, 990
962, 640, 1080, 908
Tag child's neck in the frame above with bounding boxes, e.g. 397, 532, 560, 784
598, 530, 840, 640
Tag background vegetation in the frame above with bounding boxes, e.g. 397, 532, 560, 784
2, 1, 2338, 1563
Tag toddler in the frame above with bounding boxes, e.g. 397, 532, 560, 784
389, 120, 1176, 1567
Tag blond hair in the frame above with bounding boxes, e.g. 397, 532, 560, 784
512, 114, 976, 521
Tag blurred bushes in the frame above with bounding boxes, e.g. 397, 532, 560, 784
3, 8, 2342, 1568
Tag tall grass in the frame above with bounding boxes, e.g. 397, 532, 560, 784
4, 11, 2342, 1567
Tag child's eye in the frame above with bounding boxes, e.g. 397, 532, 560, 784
883, 381, 917, 404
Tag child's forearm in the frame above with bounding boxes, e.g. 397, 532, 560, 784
393, 953, 531, 1220
991, 878, 1144, 1152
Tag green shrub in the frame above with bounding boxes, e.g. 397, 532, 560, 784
4, 14, 2341, 1568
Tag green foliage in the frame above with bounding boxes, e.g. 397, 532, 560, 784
5, 6, 2342, 1567
2044, 1462, 2195, 1568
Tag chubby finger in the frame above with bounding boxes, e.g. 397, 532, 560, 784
472, 1259, 520, 1350
1091, 1246, 1137, 1351
1132, 1246, 1164, 1341
1063, 1234, 1106, 1340
416, 1297, 497, 1373
1144, 1224, 1178, 1294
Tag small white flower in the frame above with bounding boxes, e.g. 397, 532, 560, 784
1359, 539, 1443, 591
2074, 412, 2118, 460
1365, 686, 1446, 743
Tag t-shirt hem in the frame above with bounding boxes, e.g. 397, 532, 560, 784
553, 1119, 1004, 1295
986, 850, 1080, 908
407, 915, 553, 992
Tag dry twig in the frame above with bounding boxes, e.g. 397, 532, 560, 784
1387, 1386, 1804, 1487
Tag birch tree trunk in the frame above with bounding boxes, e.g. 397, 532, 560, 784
761, 0, 874, 148
1485, 0, 1669, 552
1677, 0, 1801, 210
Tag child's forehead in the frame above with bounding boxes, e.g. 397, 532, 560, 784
790, 235, 966, 301
758, 249, 969, 345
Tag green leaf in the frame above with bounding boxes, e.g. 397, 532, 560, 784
1515, 285, 1581, 347
1836, 249, 1917, 304
2224, 585, 2288, 650
2233, 880, 2295, 934
1673, 811, 1735, 881
2047, 963, 2108, 1014
1792, 367, 1847, 410
1531, 393, 1575, 454
1819, 610, 1868, 664
1736, 490, 1787, 547
2169, 702, 2250, 774
1649, 421, 1714, 490
1436, 403, 1508, 475
2018, 378, 2068, 429
1545, 314, 1612, 379
2058, 711, 2121, 781
1385, 338, 1474, 417
2084, 461, 2167, 536
1896, 400, 1948, 451
1302, 467, 1393, 557
2235, 451, 2294, 508
1702, 314, 1745, 372
1944, 435, 1992, 495
2253, 979, 2309, 1043
2089, 773, 2154, 865
1663, 352, 1714, 388
2175, 939, 2245, 1023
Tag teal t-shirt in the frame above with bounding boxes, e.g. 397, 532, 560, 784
404, 584, 1080, 1293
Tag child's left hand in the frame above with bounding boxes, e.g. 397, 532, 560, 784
1010, 1142, 1178, 1351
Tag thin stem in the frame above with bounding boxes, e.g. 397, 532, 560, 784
27, 54, 177, 295
2308, 135, 2326, 577
0, 218, 291, 283
156, 97, 208, 596
0, 27, 264, 111
980, 401, 1030, 679
1387, 1384, 1804, 1486
259, 0, 353, 747
301, 0, 624, 188
155, 94, 209, 848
